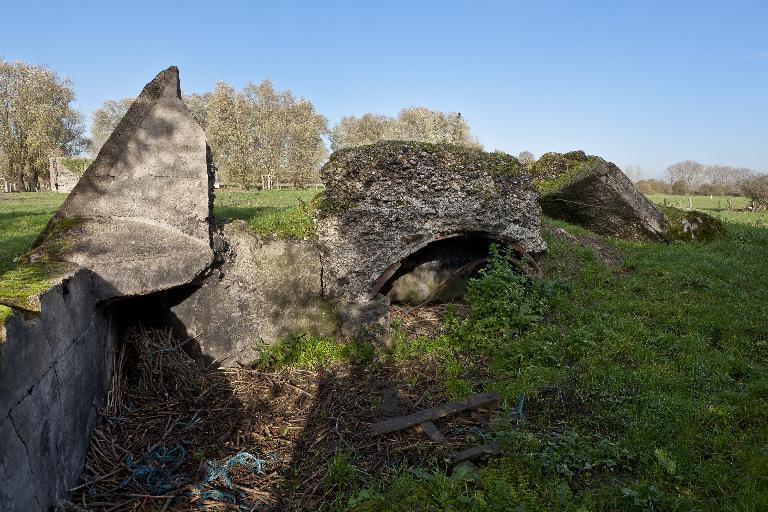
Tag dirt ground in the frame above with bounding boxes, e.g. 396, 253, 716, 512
70, 323, 497, 511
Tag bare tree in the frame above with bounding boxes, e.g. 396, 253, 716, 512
0, 58, 85, 190
517, 151, 535, 165
330, 107, 481, 151
622, 165, 643, 182
665, 160, 705, 187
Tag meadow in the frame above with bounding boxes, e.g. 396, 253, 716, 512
1, 190, 767, 510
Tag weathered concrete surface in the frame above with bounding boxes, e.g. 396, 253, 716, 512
30, 65, 214, 297
171, 221, 337, 367
49, 158, 80, 193
531, 151, 669, 241
316, 141, 545, 336
0, 270, 115, 511
0, 67, 215, 511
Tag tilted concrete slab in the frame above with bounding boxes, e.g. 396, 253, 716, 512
30, 65, 214, 297
532, 151, 669, 241
0, 66, 215, 512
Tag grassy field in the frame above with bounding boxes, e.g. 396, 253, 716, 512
0, 190, 319, 274
1, 191, 767, 510
647, 194, 750, 210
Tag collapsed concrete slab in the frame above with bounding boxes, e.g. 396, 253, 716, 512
29, 65, 214, 298
169, 221, 337, 367
530, 151, 669, 241
0, 66, 214, 512
316, 141, 546, 337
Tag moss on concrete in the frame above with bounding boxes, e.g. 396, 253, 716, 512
28, 215, 87, 261
0, 261, 76, 312
329, 141, 523, 176
311, 190, 357, 219
0, 305, 13, 342
660, 206, 726, 242
530, 151, 603, 195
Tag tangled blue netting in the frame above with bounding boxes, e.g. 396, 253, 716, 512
122, 445, 276, 510
121, 443, 187, 495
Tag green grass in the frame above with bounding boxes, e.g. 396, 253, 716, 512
1, 191, 767, 509
299, 213, 768, 511
0, 190, 320, 274
647, 194, 750, 210
215, 189, 318, 239
0, 192, 65, 274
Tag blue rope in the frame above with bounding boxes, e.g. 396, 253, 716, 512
121, 443, 187, 495
191, 451, 270, 510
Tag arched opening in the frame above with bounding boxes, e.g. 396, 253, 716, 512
375, 233, 521, 306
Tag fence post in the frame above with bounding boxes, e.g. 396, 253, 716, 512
688, 197, 693, 210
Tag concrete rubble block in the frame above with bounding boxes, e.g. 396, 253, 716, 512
531, 150, 669, 241
26, 65, 214, 298
316, 141, 546, 336
0, 66, 214, 511
170, 220, 337, 367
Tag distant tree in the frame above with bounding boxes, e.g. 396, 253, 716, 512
184, 92, 211, 128
517, 151, 535, 165
671, 179, 689, 195
622, 165, 643, 182
635, 179, 672, 195
0, 58, 85, 190
664, 160, 705, 187
330, 108, 481, 152
740, 174, 768, 208
206, 79, 328, 189
89, 98, 133, 156
330, 113, 389, 152
206, 81, 253, 187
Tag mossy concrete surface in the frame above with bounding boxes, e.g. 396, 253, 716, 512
659, 206, 727, 242
171, 220, 337, 366
531, 151, 669, 241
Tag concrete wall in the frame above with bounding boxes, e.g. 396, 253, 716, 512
0, 270, 115, 511
171, 221, 337, 367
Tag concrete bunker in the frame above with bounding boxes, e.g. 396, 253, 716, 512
375, 233, 538, 305
315, 141, 546, 336
1, 65, 694, 510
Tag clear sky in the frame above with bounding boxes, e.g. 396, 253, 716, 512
1, 0, 766, 178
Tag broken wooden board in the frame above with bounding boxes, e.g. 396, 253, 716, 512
417, 420, 447, 442
450, 441, 502, 464
371, 391, 500, 435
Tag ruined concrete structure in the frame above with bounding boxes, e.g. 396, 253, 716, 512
530, 150, 669, 241
0, 67, 692, 511
49, 158, 82, 193
316, 142, 546, 336
0, 66, 215, 511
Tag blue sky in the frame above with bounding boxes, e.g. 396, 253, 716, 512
2, 0, 766, 178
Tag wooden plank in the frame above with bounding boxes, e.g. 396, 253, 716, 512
371, 391, 500, 435
450, 441, 502, 464
418, 421, 446, 442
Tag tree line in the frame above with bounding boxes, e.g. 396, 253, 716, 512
0, 59, 481, 191
635, 160, 763, 199
0, 59, 85, 191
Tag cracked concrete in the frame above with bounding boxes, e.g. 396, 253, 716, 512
0, 66, 215, 511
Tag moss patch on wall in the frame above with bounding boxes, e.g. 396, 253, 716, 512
0, 261, 75, 312
328, 141, 524, 177
660, 206, 727, 242
530, 151, 603, 195
58, 158, 92, 176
